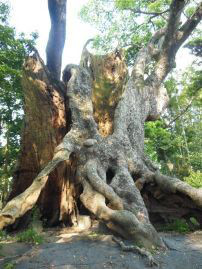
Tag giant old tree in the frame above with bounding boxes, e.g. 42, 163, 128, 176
0, 0, 202, 252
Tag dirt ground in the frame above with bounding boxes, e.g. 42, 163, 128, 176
0, 224, 202, 269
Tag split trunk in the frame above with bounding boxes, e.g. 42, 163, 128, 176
1, 49, 202, 250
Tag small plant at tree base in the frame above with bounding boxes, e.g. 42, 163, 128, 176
0, 230, 7, 241
162, 219, 190, 233
190, 217, 200, 227
3, 262, 16, 269
31, 206, 41, 222
0, 243, 5, 258
16, 228, 43, 244
0, 230, 16, 243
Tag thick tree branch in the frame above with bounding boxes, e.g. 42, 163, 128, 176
162, 0, 185, 51
131, 28, 166, 86
130, 2, 201, 122
149, 0, 202, 85
151, 0, 186, 84
176, 2, 202, 49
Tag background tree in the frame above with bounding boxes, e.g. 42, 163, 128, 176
46, 0, 67, 80
0, 0, 202, 257
0, 1, 36, 207
144, 68, 202, 174
80, 0, 201, 65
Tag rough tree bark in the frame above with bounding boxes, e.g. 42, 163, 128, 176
1, 0, 202, 252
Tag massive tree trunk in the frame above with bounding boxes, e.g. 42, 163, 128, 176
7, 54, 77, 228
0, 0, 202, 251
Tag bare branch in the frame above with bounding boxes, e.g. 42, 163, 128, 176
128, 8, 170, 17
166, 97, 194, 127
80, 38, 94, 68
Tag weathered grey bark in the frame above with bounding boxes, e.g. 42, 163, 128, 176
0, 0, 202, 253
46, 0, 67, 80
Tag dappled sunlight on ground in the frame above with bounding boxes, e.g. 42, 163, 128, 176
1, 224, 202, 269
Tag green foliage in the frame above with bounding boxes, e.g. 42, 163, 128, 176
80, 0, 165, 64
15, 207, 43, 244
189, 217, 200, 227
145, 67, 202, 180
147, 0, 171, 12
0, 230, 7, 241
185, 35, 202, 58
115, 0, 135, 9
3, 262, 15, 269
162, 219, 190, 233
0, 1, 9, 23
0, 1, 37, 205
0, 230, 13, 243
184, 171, 202, 188
0, 211, 44, 245
31, 206, 42, 223
145, 121, 166, 161
185, 5, 197, 18
80, 0, 200, 65
16, 228, 43, 245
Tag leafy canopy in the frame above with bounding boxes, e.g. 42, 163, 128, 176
80, 0, 200, 65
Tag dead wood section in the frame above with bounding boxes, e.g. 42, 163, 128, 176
0, 0, 202, 251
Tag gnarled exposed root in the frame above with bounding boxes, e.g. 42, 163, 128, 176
112, 236, 159, 267
86, 159, 123, 210
154, 172, 202, 207
78, 145, 165, 250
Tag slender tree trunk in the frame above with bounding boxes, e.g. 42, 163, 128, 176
46, 0, 67, 80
